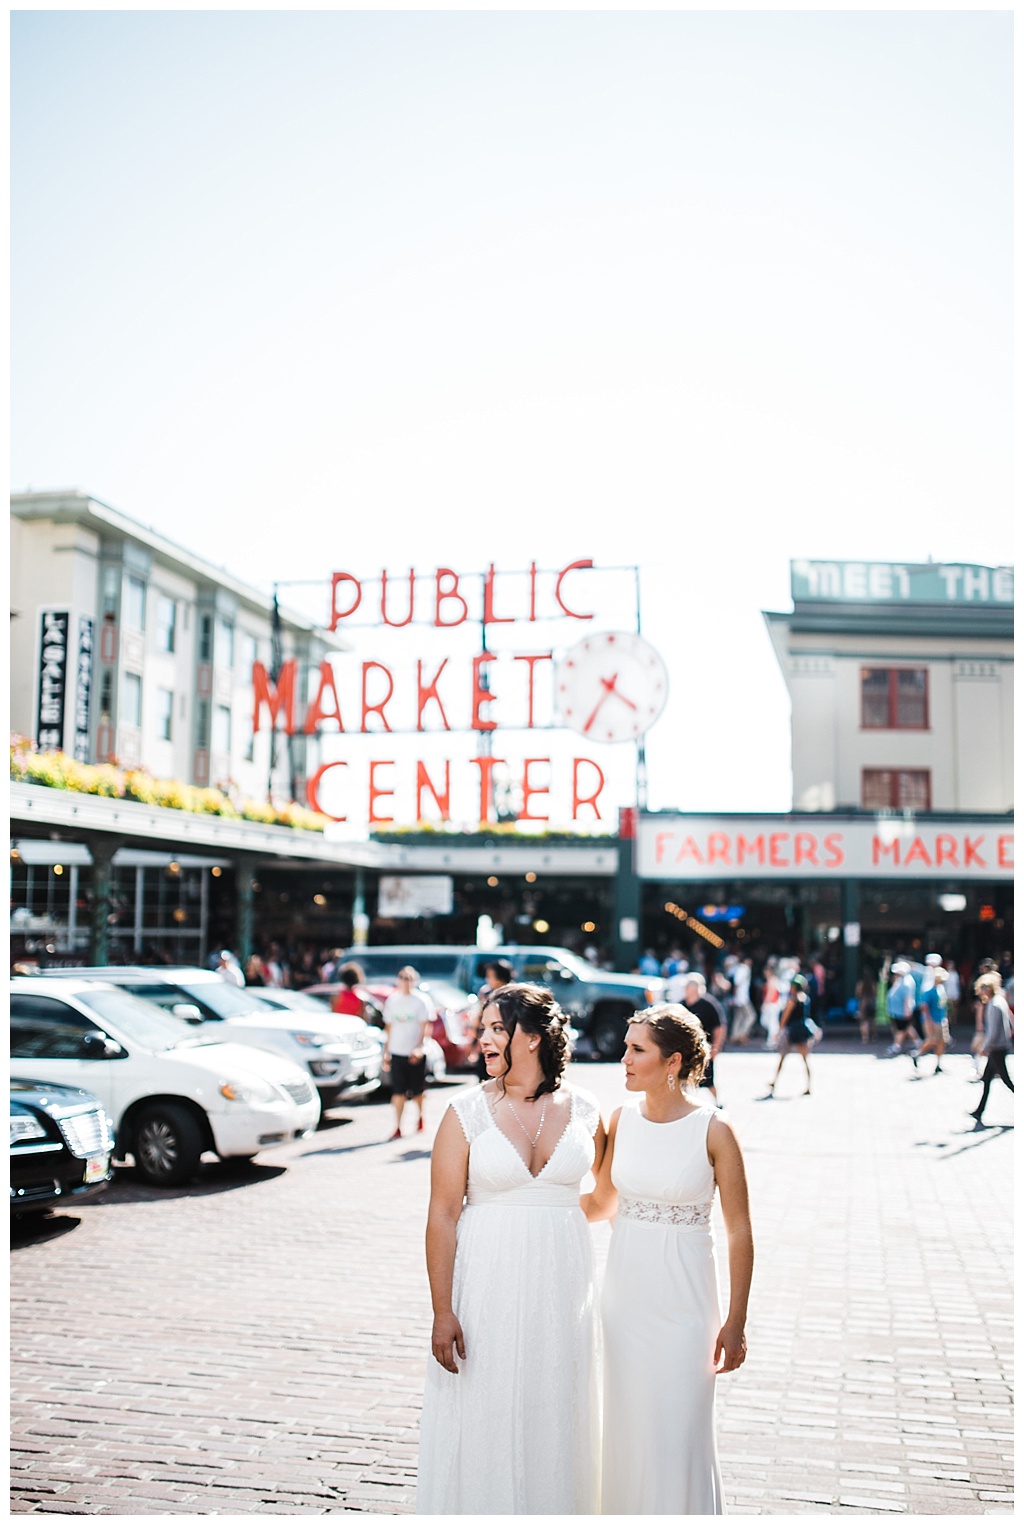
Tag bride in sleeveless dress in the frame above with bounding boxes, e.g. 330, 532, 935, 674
584, 1003, 753, 1515
417, 982, 606, 1514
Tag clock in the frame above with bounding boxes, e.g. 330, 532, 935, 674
554, 631, 669, 743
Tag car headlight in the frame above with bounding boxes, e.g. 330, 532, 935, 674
10, 1113, 48, 1145
219, 1077, 278, 1104
292, 1030, 347, 1050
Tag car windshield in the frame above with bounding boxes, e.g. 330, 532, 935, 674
73, 987, 198, 1050
252, 991, 334, 1014
351, 951, 463, 980
175, 980, 270, 1018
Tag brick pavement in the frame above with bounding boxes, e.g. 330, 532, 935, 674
10, 1038, 1013, 1515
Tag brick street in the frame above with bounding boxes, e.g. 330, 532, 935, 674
10, 1039, 1014, 1516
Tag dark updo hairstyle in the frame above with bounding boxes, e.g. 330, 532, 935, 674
338, 962, 365, 988
481, 982, 570, 1100
628, 1003, 709, 1086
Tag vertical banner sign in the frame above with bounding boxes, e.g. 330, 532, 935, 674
36, 610, 70, 750
73, 616, 95, 762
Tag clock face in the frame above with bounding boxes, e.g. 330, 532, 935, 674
555, 631, 669, 743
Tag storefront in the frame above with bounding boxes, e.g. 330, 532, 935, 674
634, 811, 1014, 1008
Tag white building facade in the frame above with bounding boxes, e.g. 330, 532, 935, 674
11, 491, 346, 804
764, 558, 1013, 816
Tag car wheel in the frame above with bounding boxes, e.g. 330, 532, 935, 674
591, 1008, 628, 1061
133, 1104, 203, 1187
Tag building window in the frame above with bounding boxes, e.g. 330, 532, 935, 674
243, 716, 256, 762
198, 614, 213, 662
157, 688, 174, 741
195, 699, 210, 748
124, 575, 147, 632
213, 703, 232, 755
861, 667, 928, 729
862, 769, 932, 811
99, 670, 113, 721
214, 618, 235, 670
122, 672, 142, 728
156, 595, 177, 653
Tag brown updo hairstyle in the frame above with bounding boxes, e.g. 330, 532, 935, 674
481, 982, 570, 1100
629, 1003, 710, 1086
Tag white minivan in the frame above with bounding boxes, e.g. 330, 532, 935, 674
9, 979, 320, 1186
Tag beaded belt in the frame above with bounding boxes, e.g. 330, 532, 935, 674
618, 1194, 713, 1228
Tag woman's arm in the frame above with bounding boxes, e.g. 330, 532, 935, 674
708, 1113, 753, 1373
580, 1107, 620, 1222
425, 1106, 470, 1373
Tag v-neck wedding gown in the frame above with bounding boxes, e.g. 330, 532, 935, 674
416, 1083, 601, 1515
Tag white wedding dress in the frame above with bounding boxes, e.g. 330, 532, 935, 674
601, 1100, 725, 1515
416, 1083, 601, 1515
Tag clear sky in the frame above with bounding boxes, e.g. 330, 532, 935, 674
10, 9, 1013, 826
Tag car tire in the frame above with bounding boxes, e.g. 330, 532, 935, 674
133, 1104, 203, 1187
591, 1007, 629, 1061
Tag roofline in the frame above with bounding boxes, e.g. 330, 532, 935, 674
11, 489, 349, 650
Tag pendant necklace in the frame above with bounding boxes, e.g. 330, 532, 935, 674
504, 1092, 548, 1150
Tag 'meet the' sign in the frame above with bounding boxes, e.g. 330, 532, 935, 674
791, 560, 1013, 606
637, 816, 1013, 881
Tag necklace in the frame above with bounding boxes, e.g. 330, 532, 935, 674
503, 1092, 548, 1150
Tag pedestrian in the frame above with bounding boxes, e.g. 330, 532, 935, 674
662, 946, 685, 980
856, 968, 877, 1045
766, 973, 814, 1096
382, 966, 433, 1140
885, 960, 919, 1056
913, 954, 949, 1075
244, 953, 265, 986
638, 947, 662, 978
968, 973, 1014, 1127
330, 961, 367, 1017
214, 949, 245, 988
943, 959, 962, 1024
417, 984, 604, 1513
681, 973, 727, 1104
583, 1003, 752, 1514
760, 958, 782, 1050
468, 959, 513, 1081
729, 956, 757, 1044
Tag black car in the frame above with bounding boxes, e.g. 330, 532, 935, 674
10, 1079, 116, 1216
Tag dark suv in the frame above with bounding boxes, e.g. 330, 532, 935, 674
341, 945, 664, 1060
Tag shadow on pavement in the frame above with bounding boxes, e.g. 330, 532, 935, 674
914, 1123, 1013, 1159
93, 1158, 290, 1204
10, 1212, 83, 1248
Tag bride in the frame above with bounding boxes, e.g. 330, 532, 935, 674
416, 983, 605, 1514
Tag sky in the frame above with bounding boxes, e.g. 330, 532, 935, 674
10, 7, 1014, 828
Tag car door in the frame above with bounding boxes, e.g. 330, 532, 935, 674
9, 994, 128, 1120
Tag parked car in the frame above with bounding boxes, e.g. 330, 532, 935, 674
38, 966, 383, 1108
10, 1078, 115, 1216
304, 980, 454, 1078
10, 979, 320, 1186
338, 945, 664, 1059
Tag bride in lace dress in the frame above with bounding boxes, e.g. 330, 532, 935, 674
416, 983, 605, 1515
584, 1003, 754, 1515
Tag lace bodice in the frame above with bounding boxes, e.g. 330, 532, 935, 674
451, 1085, 600, 1206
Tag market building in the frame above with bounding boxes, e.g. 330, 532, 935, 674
627, 560, 1013, 1005
9, 512, 1014, 999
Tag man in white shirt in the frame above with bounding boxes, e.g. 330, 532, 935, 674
729, 956, 757, 1043
383, 966, 434, 1140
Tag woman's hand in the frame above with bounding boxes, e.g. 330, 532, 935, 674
431, 1311, 467, 1374
714, 1318, 747, 1373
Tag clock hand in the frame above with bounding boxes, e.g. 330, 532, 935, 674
582, 680, 615, 735
603, 676, 638, 712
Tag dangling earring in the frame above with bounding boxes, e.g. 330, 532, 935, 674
667, 1072, 677, 1092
